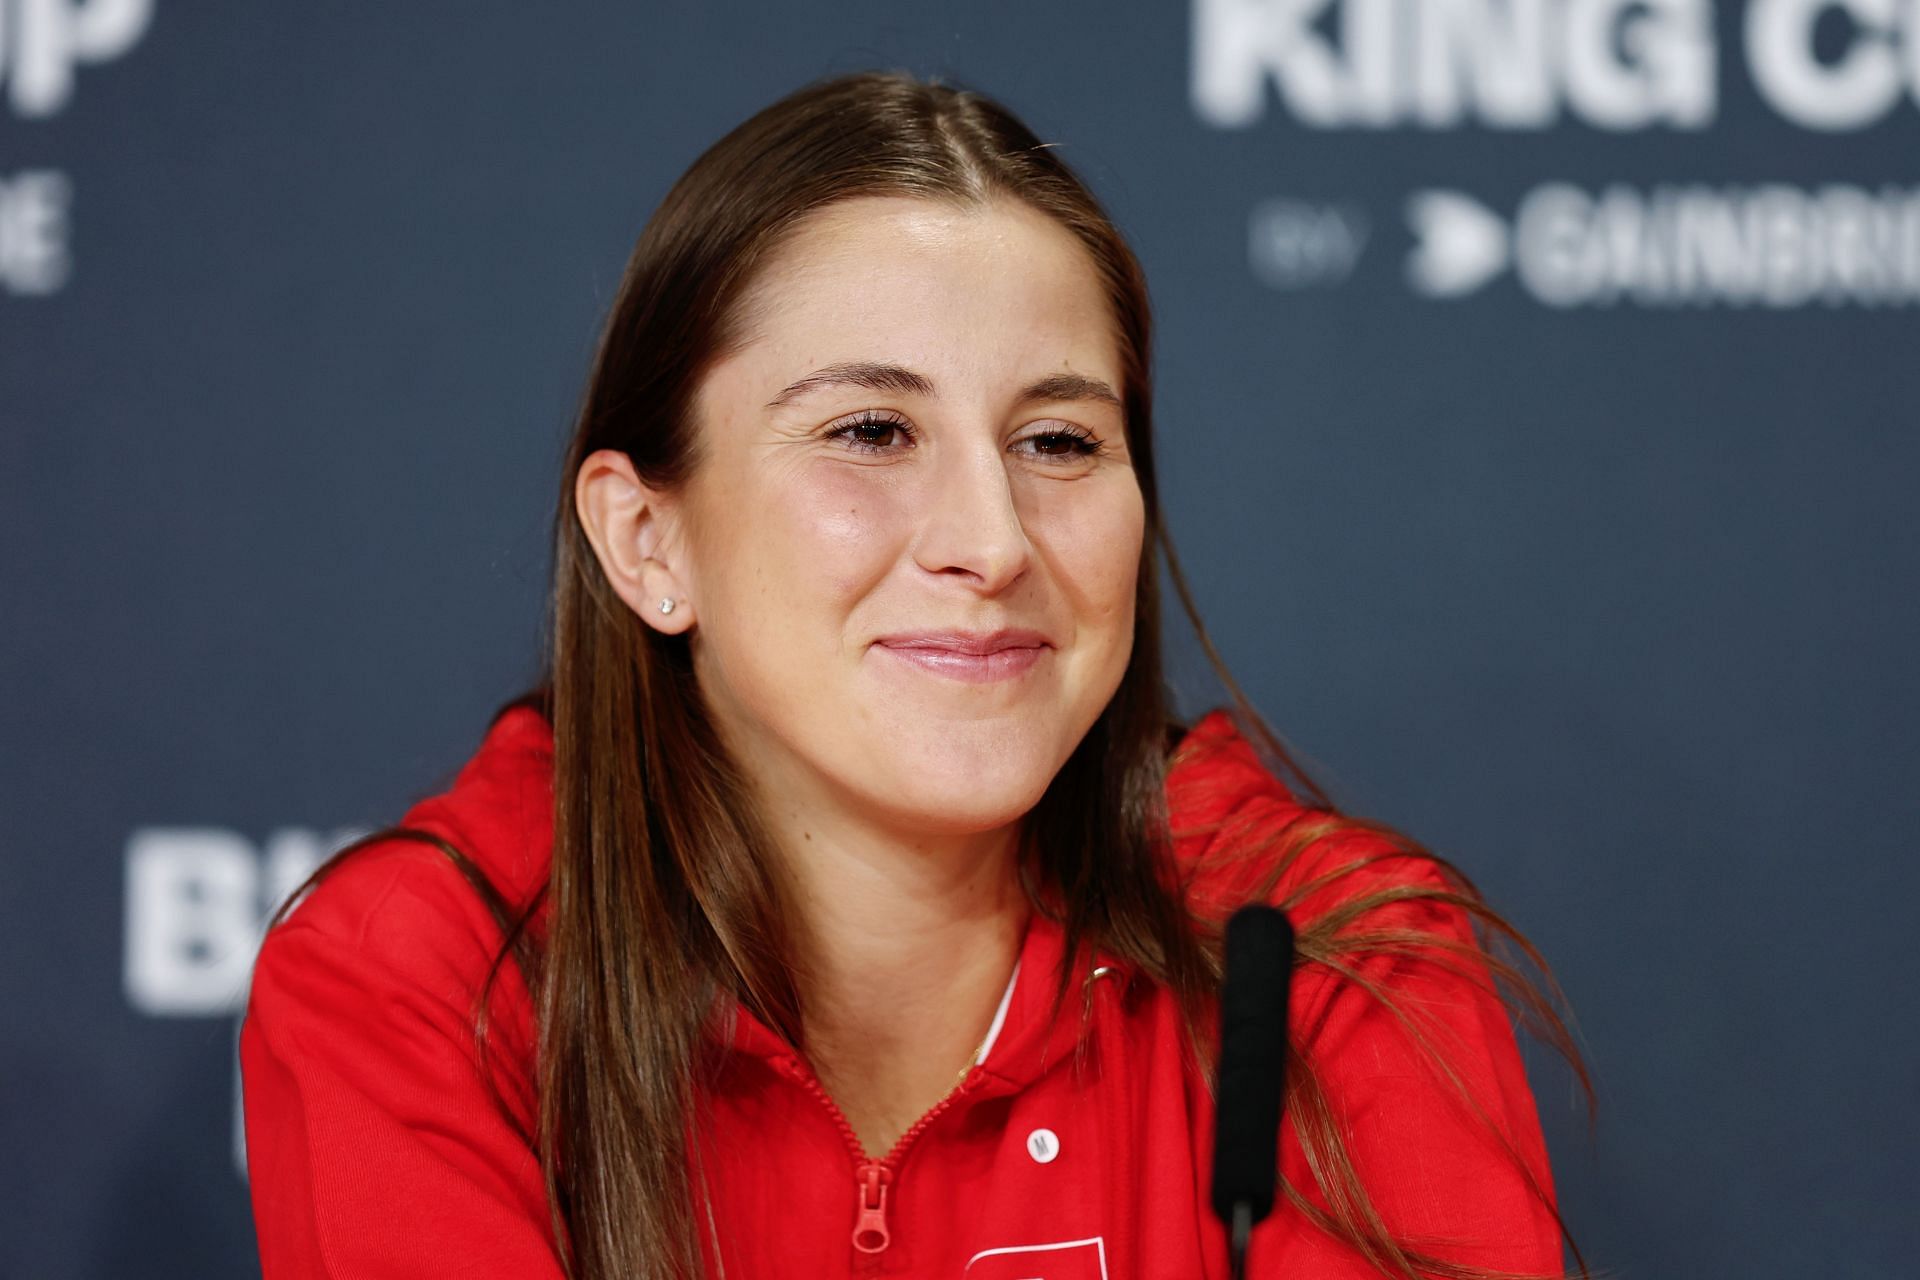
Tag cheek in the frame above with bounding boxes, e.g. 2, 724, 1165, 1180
1031, 481, 1145, 628
754, 462, 910, 611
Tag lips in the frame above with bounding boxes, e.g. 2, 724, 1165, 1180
871, 628, 1052, 655
871, 629, 1053, 684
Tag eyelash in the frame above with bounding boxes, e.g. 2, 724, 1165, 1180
824, 410, 1106, 461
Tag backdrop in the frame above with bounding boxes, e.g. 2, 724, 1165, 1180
4, 4, 1915, 1277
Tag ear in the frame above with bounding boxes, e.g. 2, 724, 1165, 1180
573, 448, 697, 635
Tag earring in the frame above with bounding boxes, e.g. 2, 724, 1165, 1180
658, 597, 677, 616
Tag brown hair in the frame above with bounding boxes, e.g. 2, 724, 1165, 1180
266, 70, 1595, 1280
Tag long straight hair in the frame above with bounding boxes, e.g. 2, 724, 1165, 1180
267, 71, 1594, 1280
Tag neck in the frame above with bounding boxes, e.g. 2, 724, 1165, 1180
762, 796, 1031, 1157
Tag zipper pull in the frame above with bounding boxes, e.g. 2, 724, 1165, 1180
852, 1160, 892, 1254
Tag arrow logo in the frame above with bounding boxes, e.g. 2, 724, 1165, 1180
1405, 190, 1509, 298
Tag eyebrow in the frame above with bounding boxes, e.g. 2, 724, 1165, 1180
765, 361, 1122, 410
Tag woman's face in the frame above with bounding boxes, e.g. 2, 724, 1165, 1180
625, 194, 1143, 839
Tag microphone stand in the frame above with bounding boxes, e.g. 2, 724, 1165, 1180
1210, 905, 1296, 1280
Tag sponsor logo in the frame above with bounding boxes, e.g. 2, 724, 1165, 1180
3, 1, 155, 297
0, 170, 69, 295
124, 826, 353, 1014
1194, 0, 1920, 131
1198, 1, 1920, 307
1407, 190, 1509, 297
1249, 197, 1370, 289
966, 1236, 1109, 1279
1408, 183, 1920, 305
2, 0, 153, 118
123, 825, 364, 1175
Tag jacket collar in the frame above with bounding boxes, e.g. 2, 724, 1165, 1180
470, 702, 1270, 1091
715, 897, 1137, 1098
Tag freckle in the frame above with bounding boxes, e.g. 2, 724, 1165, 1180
803, 831, 812, 841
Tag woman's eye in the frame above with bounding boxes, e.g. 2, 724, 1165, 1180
823, 415, 1106, 463
1017, 428, 1105, 461
825, 413, 915, 454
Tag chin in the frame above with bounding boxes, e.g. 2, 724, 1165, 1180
881, 784, 1045, 837
871, 725, 1063, 832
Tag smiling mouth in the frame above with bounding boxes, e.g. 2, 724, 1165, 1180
871, 641, 1050, 684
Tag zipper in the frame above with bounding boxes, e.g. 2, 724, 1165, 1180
782, 1057, 980, 1257
853, 1161, 891, 1252
767, 959, 1121, 1262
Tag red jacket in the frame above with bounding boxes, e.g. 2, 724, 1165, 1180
241, 705, 1563, 1278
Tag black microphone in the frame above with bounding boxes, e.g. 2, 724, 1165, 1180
1210, 904, 1296, 1280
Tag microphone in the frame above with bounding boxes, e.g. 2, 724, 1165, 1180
1210, 904, 1296, 1280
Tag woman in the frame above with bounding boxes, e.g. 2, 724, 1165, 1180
240, 71, 1593, 1279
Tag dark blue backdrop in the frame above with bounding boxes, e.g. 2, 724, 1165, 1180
4, 4, 1915, 1277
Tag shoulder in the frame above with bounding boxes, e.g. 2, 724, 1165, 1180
248, 703, 555, 1023
237, 713, 556, 1253
1165, 707, 1458, 932
1165, 711, 1532, 1100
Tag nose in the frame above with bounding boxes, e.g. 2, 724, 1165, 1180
910, 435, 1032, 593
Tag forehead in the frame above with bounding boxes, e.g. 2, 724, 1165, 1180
713, 194, 1121, 400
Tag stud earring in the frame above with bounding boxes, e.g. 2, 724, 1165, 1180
658, 597, 677, 616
